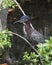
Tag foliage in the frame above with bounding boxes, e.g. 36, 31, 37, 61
0, 0, 16, 10
37, 37, 52, 65
22, 52, 39, 65
22, 37, 52, 65
0, 29, 12, 49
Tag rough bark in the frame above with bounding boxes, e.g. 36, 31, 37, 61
0, 8, 8, 31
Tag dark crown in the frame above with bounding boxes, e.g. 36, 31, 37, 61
20, 15, 30, 20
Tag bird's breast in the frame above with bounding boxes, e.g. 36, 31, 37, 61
23, 25, 32, 38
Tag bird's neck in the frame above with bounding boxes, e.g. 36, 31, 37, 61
24, 21, 34, 30
23, 21, 32, 36
25, 21, 31, 29
23, 21, 34, 38
25, 21, 31, 27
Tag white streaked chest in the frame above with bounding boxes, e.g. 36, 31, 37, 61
23, 23, 34, 37
23, 25, 27, 37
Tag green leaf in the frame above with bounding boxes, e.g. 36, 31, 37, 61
0, 29, 12, 49
1, 0, 16, 9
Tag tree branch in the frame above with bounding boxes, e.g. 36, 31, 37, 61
13, 0, 26, 16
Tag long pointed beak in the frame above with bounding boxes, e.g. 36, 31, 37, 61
13, 20, 22, 24
13, 19, 28, 24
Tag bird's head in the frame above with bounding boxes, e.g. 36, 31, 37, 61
14, 15, 30, 24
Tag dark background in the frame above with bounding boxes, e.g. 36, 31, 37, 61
7, 0, 52, 60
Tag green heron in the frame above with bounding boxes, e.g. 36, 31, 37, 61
14, 15, 45, 43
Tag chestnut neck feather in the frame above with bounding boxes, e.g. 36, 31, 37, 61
24, 21, 32, 35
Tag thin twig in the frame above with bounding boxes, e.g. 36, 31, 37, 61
13, 0, 26, 16
6, 32, 40, 55
5, 32, 43, 65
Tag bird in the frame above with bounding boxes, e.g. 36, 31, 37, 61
14, 15, 45, 44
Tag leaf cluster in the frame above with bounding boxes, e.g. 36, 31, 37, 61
0, 29, 12, 49
22, 52, 39, 65
22, 37, 52, 65
37, 37, 52, 65
0, 0, 16, 10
